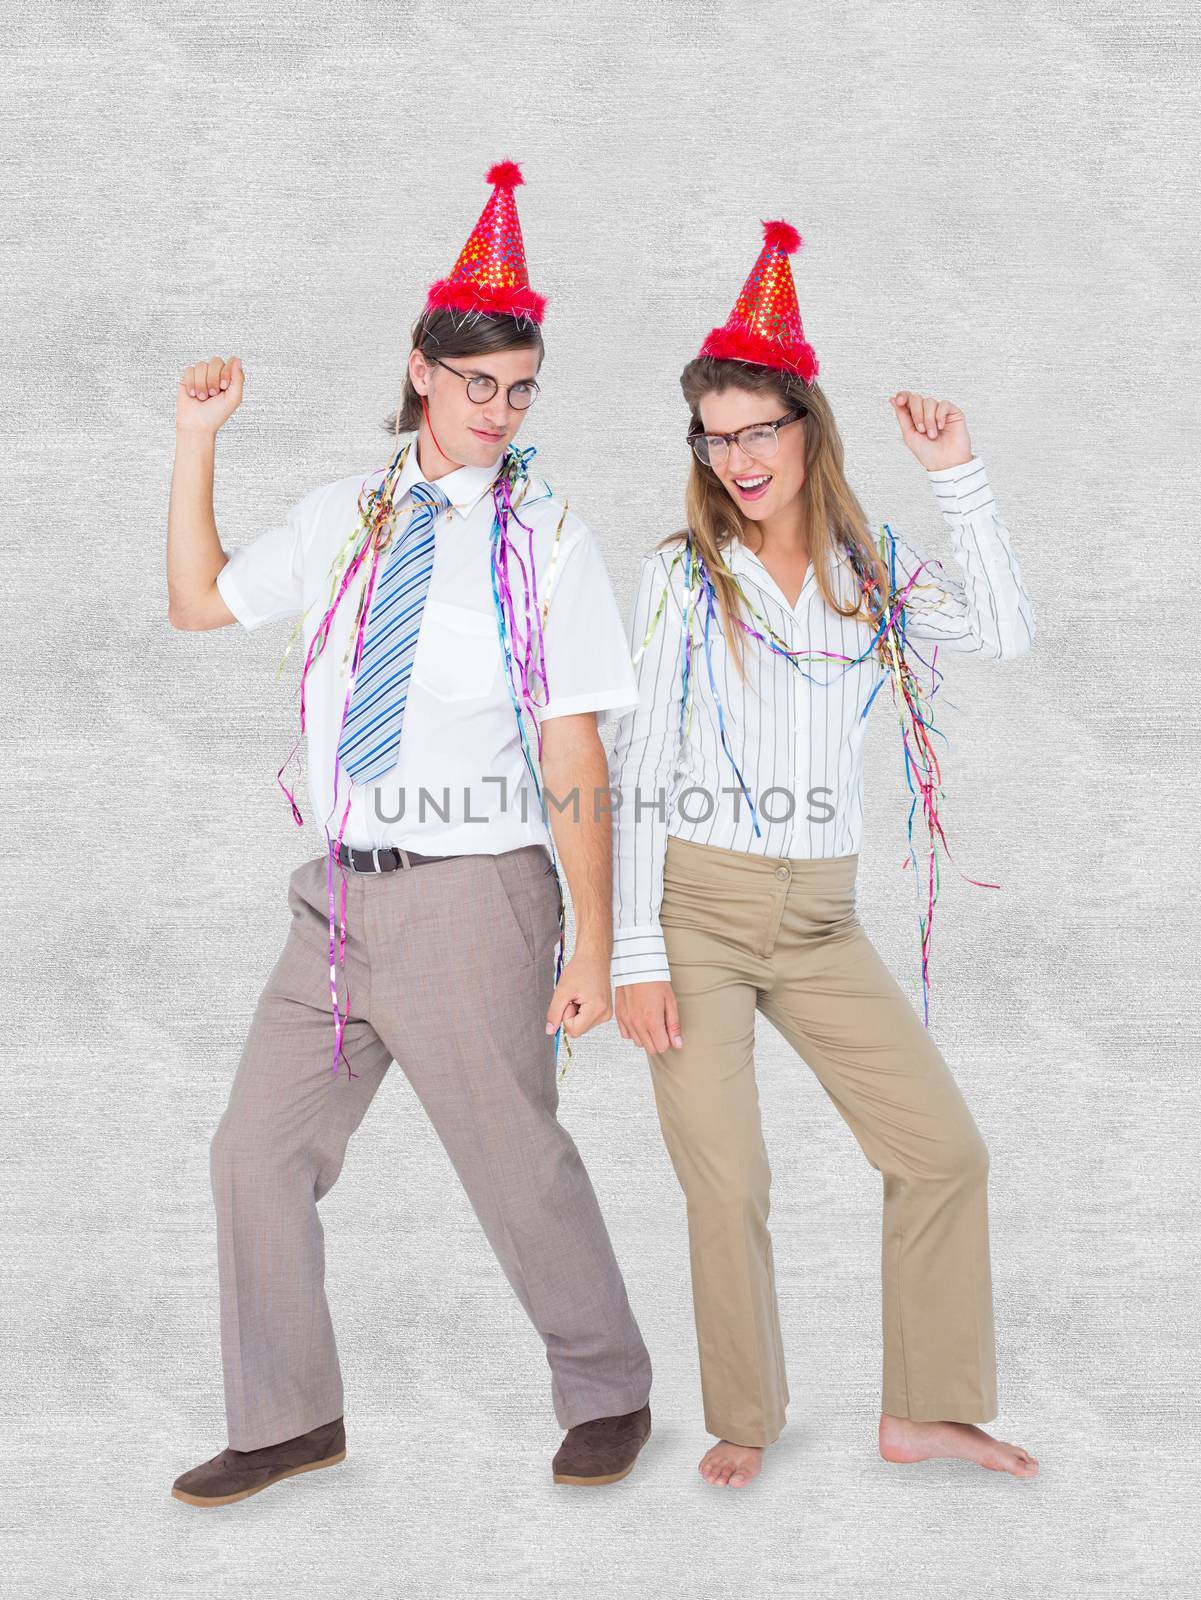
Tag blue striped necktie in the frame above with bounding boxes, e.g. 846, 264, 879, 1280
337, 479, 451, 784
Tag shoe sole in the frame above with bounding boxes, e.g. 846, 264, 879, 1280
552, 1428, 650, 1486
171, 1447, 347, 1506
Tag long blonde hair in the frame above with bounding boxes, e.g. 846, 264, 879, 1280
660, 356, 890, 682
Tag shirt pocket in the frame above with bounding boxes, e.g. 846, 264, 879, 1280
413, 599, 502, 702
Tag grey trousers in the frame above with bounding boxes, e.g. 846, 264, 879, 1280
210, 844, 652, 1450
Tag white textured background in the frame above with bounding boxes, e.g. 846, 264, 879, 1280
4, 2, 1197, 1595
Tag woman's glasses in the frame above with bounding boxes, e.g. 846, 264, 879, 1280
687, 404, 808, 468
428, 356, 541, 410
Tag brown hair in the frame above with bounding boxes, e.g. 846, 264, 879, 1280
381, 306, 545, 434
664, 357, 889, 682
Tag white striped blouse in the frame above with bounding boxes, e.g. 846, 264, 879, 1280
607, 455, 1036, 987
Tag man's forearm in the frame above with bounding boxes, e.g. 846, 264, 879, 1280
542, 729, 613, 960
167, 429, 227, 626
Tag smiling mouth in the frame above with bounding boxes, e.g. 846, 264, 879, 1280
733, 473, 772, 497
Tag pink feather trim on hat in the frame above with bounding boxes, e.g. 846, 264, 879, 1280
485, 160, 524, 188
699, 322, 819, 380
425, 277, 547, 324
761, 219, 802, 254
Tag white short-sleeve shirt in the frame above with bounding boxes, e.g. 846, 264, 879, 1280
216, 443, 639, 853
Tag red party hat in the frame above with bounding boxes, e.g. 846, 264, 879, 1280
424, 159, 547, 324
698, 219, 818, 381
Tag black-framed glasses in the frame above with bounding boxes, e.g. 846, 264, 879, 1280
687, 404, 808, 467
428, 356, 541, 410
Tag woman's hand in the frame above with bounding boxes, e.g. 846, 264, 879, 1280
615, 980, 684, 1055
890, 390, 973, 471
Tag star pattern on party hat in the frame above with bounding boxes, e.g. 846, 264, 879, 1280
424, 159, 547, 325
699, 219, 819, 381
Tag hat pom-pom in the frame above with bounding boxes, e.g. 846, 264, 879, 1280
486, 160, 524, 188
762, 219, 802, 254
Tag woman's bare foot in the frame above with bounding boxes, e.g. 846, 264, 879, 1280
699, 1439, 764, 1487
879, 1413, 1038, 1476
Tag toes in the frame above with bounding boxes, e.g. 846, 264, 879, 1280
700, 1445, 761, 1486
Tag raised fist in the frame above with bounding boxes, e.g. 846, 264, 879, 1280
176, 354, 244, 435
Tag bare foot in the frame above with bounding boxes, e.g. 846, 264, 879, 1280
879, 1413, 1038, 1477
699, 1439, 764, 1487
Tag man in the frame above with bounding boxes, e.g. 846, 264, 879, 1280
165, 161, 652, 1506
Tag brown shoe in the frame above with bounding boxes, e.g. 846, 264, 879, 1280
552, 1403, 651, 1485
171, 1416, 346, 1507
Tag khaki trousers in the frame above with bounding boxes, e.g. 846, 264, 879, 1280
646, 833, 998, 1447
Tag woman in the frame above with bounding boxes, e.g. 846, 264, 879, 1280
608, 219, 1039, 1488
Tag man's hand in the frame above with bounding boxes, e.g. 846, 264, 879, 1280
177, 354, 244, 437
615, 980, 684, 1056
546, 946, 613, 1041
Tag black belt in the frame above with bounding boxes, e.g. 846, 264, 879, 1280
336, 842, 459, 874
